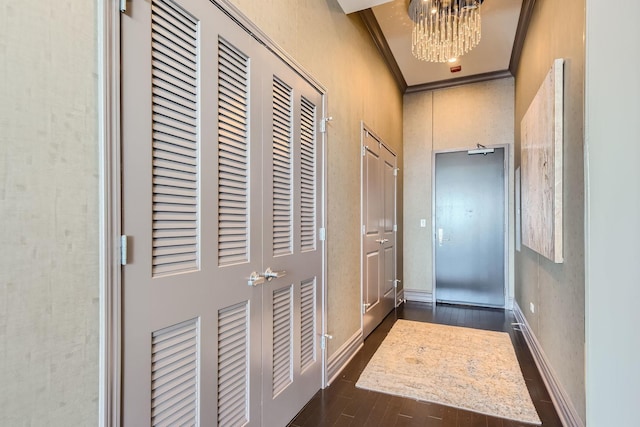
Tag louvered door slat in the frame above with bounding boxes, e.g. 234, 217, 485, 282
300, 278, 317, 371
153, 134, 197, 154
153, 0, 196, 33
272, 78, 293, 257
153, 68, 197, 99
154, 96, 197, 121
153, 160, 196, 177
300, 97, 317, 252
218, 302, 249, 426
272, 286, 293, 397
218, 38, 250, 266
151, 0, 199, 277
151, 318, 199, 427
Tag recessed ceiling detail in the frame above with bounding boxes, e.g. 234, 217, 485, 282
368, 0, 525, 90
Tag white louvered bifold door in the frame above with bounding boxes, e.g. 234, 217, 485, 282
260, 60, 324, 427
122, 0, 263, 425
122, 1, 324, 426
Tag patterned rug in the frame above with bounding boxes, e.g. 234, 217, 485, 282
356, 320, 541, 425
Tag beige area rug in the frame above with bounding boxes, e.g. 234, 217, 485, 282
356, 320, 541, 425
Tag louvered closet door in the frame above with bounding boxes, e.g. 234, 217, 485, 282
122, 1, 264, 425
260, 60, 324, 427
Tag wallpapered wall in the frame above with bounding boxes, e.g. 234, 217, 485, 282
514, 0, 586, 421
403, 78, 515, 302
0, 0, 99, 425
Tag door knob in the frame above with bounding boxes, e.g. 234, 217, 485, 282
375, 238, 389, 244
263, 267, 286, 281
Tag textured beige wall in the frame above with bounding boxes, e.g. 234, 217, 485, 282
227, 0, 403, 354
514, 0, 586, 421
403, 79, 514, 298
0, 1, 99, 425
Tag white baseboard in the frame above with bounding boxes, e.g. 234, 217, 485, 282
403, 289, 434, 303
513, 302, 584, 427
326, 329, 363, 386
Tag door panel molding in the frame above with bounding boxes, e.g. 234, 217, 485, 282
360, 123, 397, 338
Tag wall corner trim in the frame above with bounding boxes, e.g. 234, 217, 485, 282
403, 289, 434, 303
99, 0, 122, 425
513, 302, 585, 427
326, 329, 364, 386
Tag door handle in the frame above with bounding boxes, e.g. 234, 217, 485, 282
263, 267, 286, 281
375, 238, 389, 244
248, 272, 266, 287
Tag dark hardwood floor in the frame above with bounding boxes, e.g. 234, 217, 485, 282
288, 302, 562, 427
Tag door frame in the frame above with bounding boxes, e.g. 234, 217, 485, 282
98, 1, 329, 425
360, 122, 398, 334
430, 144, 511, 309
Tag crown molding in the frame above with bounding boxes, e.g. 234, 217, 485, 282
406, 69, 513, 93
509, 0, 537, 75
359, 8, 408, 93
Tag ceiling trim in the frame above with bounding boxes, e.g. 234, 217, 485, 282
405, 69, 513, 93
509, 0, 537, 75
359, 8, 408, 93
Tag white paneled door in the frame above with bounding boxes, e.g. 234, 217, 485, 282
121, 1, 324, 425
362, 130, 397, 338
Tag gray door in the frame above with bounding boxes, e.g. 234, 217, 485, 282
121, 0, 323, 425
434, 148, 505, 307
260, 56, 324, 427
362, 131, 397, 338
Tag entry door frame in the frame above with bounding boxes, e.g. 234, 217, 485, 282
431, 144, 511, 309
98, 1, 329, 425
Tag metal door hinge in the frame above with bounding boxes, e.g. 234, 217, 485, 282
393, 224, 397, 232
320, 116, 333, 133
362, 302, 371, 314
393, 167, 400, 176
361, 146, 366, 157
319, 227, 326, 241
362, 225, 366, 235
119, 0, 127, 13
321, 333, 333, 350
120, 235, 128, 265
393, 279, 401, 288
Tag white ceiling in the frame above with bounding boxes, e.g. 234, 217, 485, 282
368, 0, 524, 88
336, 0, 394, 14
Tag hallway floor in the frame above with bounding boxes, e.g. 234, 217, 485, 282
288, 302, 562, 427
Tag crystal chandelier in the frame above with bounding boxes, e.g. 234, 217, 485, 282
409, 0, 483, 63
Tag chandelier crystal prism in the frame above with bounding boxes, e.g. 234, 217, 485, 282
409, 0, 483, 63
